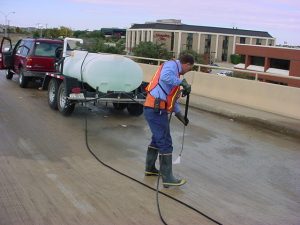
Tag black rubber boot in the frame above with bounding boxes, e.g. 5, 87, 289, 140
145, 146, 159, 176
159, 154, 186, 188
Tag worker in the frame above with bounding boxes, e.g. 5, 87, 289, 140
144, 54, 194, 187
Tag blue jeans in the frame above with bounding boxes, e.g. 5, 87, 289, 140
144, 107, 173, 154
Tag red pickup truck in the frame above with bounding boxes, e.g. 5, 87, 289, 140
0, 37, 63, 88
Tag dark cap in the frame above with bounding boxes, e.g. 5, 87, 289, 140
179, 54, 195, 65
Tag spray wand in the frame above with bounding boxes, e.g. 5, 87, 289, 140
173, 93, 190, 164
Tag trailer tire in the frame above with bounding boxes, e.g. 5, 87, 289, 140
19, 69, 28, 88
113, 103, 128, 111
48, 78, 59, 110
6, 70, 14, 80
127, 103, 143, 116
57, 82, 75, 116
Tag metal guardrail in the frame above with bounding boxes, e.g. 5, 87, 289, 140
125, 55, 300, 82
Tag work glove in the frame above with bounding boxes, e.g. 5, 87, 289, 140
181, 89, 190, 97
180, 78, 191, 95
175, 112, 189, 126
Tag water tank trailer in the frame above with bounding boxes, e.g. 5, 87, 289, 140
42, 38, 146, 116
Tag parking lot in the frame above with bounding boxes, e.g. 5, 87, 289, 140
0, 71, 299, 225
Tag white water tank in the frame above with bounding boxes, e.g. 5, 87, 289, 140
62, 50, 143, 93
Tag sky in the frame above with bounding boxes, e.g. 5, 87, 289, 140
1, 0, 299, 46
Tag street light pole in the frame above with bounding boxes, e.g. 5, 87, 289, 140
0, 11, 15, 37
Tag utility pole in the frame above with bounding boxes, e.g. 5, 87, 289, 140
0, 11, 15, 37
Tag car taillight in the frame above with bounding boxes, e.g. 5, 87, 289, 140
71, 87, 81, 94
26, 57, 33, 68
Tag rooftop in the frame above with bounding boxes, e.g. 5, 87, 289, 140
130, 21, 273, 38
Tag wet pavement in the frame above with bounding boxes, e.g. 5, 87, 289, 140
0, 71, 299, 225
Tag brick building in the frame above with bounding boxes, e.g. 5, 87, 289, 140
234, 44, 300, 87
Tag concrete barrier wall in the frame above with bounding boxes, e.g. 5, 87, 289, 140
139, 64, 159, 82
138, 63, 300, 120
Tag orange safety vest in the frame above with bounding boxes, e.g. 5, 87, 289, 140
144, 62, 181, 113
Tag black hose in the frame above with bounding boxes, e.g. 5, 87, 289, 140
83, 110, 223, 225
79, 55, 223, 225
156, 171, 168, 225
184, 94, 190, 121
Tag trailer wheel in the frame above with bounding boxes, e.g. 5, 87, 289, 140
113, 103, 128, 111
48, 78, 59, 110
19, 69, 28, 88
57, 82, 75, 116
5, 70, 14, 80
127, 103, 143, 116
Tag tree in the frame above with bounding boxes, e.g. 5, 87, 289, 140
47, 28, 59, 38
83, 38, 125, 54
115, 39, 125, 54
41, 27, 72, 38
73, 30, 105, 39
58, 26, 73, 38
87, 30, 104, 39
73, 30, 88, 38
15, 27, 22, 33
230, 54, 241, 64
132, 42, 172, 60
32, 30, 40, 38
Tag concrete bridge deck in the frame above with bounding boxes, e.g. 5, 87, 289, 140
189, 94, 300, 138
0, 72, 299, 225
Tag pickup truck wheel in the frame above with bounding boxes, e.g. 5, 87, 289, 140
5, 70, 14, 80
57, 82, 75, 116
127, 103, 143, 116
19, 69, 28, 88
48, 78, 59, 110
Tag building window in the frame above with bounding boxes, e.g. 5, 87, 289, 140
270, 58, 290, 70
268, 40, 273, 46
187, 33, 193, 50
240, 37, 246, 44
251, 56, 265, 66
256, 39, 262, 45
222, 36, 229, 61
205, 35, 211, 54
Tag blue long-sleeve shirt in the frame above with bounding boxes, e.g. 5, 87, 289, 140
149, 60, 182, 113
